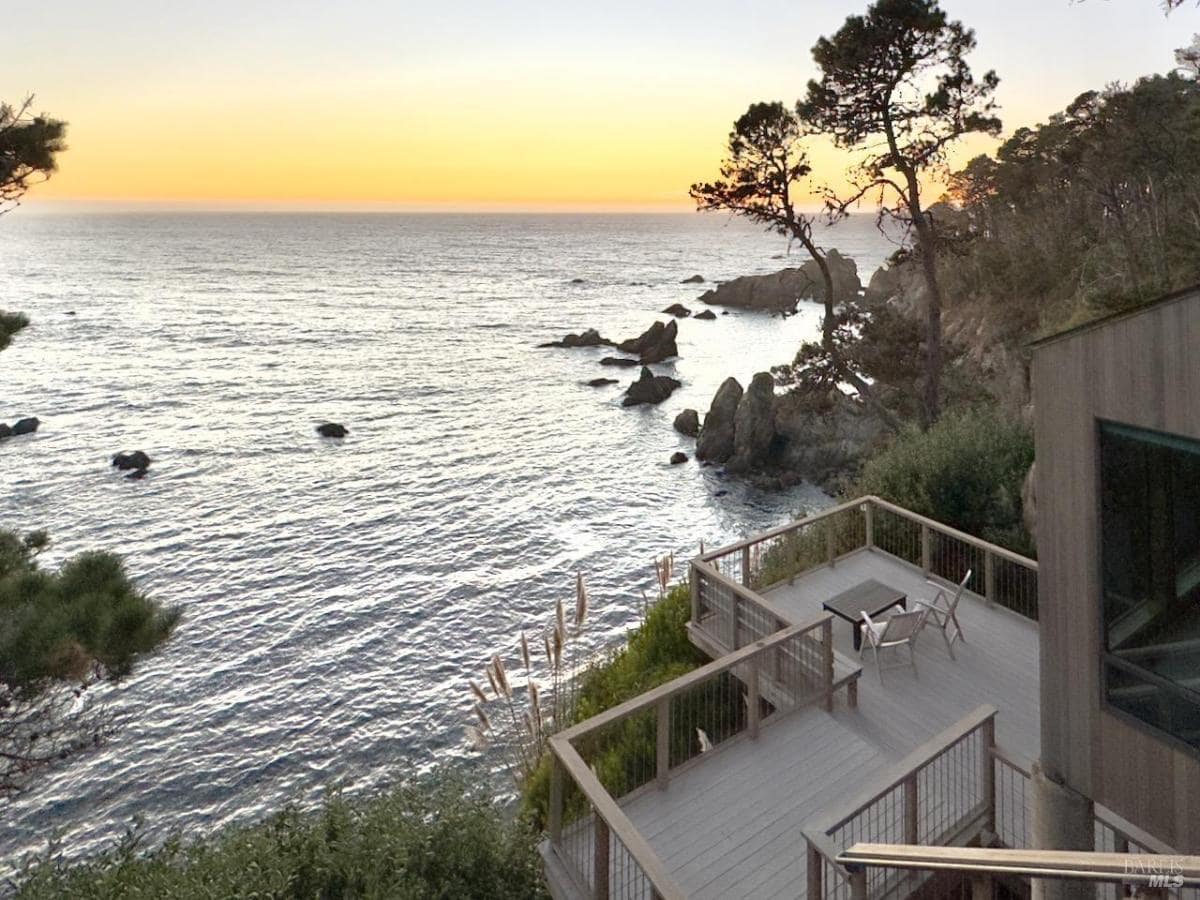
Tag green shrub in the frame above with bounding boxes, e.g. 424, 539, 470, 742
521, 583, 709, 826
852, 405, 1035, 556
15, 773, 548, 900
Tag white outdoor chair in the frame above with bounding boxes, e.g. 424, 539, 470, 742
859, 608, 928, 682
915, 569, 971, 659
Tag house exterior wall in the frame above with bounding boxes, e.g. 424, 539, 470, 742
1031, 288, 1200, 852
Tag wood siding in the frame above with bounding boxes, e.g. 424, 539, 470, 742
1031, 287, 1200, 851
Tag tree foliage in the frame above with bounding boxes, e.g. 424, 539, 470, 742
802, 0, 1000, 426
0, 531, 180, 796
690, 102, 899, 430
943, 73, 1200, 322
0, 97, 66, 215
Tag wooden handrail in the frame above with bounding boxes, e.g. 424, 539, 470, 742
838, 844, 1200, 886
864, 496, 1038, 571
556, 610, 833, 742
808, 705, 998, 836
697, 495, 868, 561
549, 736, 687, 899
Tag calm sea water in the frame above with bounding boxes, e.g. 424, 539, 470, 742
0, 212, 894, 867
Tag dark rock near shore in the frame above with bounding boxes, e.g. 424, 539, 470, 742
697, 249, 860, 314
673, 408, 700, 437
618, 319, 678, 364
112, 450, 151, 472
0, 424, 10, 439
670, 451, 689, 464
586, 377, 618, 387
570, 278, 586, 284
622, 367, 681, 407
7, 417, 39, 436
681, 274, 705, 284
727, 373, 778, 473
661, 303, 691, 318
694, 309, 717, 320
696, 377, 743, 463
599, 356, 639, 367
539, 328, 614, 349
316, 423, 349, 438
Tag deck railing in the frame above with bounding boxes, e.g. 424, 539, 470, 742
697, 496, 1040, 622
803, 706, 999, 900
547, 612, 842, 900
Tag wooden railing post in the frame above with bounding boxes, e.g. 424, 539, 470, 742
656, 697, 670, 788
806, 840, 824, 900
729, 589, 740, 650
594, 814, 611, 900
921, 524, 931, 576
741, 545, 751, 586
849, 866, 868, 900
690, 564, 700, 623
981, 716, 997, 836
903, 772, 920, 845
984, 551, 995, 607
549, 754, 563, 844
747, 657, 761, 738
822, 618, 835, 713
864, 501, 875, 549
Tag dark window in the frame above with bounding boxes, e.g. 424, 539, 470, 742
1100, 421, 1200, 750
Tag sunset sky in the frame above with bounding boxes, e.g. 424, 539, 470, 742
6, 1, 1199, 211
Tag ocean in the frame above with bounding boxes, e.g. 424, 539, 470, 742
0, 211, 895, 866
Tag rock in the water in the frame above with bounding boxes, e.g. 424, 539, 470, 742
0, 424, 9, 439
696, 377, 743, 463
570, 277, 586, 284
697, 249, 860, 314
599, 356, 639, 367
586, 377, 618, 387
1022, 461, 1037, 542
617, 319, 678, 364
694, 309, 717, 320
10, 417, 39, 436
670, 451, 689, 465
727, 373, 777, 473
316, 423, 349, 438
662, 303, 691, 318
681, 274, 705, 284
539, 327, 614, 349
622, 367, 681, 407
772, 390, 888, 487
673, 408, 700, 437
112, 450, 151, 472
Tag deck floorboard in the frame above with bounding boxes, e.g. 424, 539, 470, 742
615, 549, 1040, 899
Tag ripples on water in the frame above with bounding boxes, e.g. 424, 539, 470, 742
0, 212, 894, 865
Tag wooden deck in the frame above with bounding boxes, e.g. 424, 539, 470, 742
617, 548, 1040, 899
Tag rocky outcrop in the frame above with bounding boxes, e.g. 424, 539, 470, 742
662, 303, 691, 318
316, 423, 349, 438
112, 450, 151, 474
600, 356, 639, 367
673, 408, 700, 437
622, 367, 681, 407
727, 374, 778, 473
692, 374, 888, 487
586, 377, 617, 387
617, 320, 678, 364
670, 451, 689, 464
693, 309, 717, 320
772, 390, 888, 488
539, 328, 614, 349
696, 377, 743, 462
1, 417, 39, 439
681, 274, 705, 284
697, 249, 861, 314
